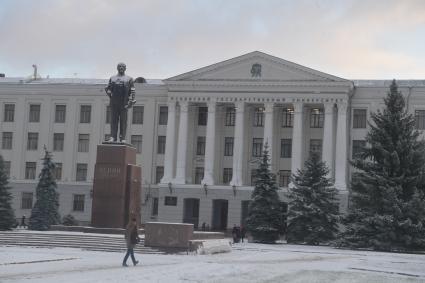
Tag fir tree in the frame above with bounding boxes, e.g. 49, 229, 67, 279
246, 143, 283, 243
29, 147, 60, 231
340, 80, 425, 251
287, 152, 339, 245
0, 155, 16, 230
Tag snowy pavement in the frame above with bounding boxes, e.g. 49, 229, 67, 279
1, 242, 425, 283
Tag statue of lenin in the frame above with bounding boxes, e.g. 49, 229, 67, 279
105, 63, 136, 143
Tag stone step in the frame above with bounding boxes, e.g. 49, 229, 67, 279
0, 231, 166, 254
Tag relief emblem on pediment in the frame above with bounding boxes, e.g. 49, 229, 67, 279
251, 63, 262, 78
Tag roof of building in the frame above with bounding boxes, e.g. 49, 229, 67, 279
1, 77, 424, 87
0, 77, 164, 85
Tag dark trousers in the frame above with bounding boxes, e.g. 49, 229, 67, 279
123, 248, 136, 264
111, 104, 128, 141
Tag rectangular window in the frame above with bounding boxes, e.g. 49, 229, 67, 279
78, 134, 90, 152
53, 133, 64, 152
194, 167, 204, 184
25, 162, 36, 179
223, 168, 232, 184
21, 192, 33, 209
252, 138, 263, 157
55, 163, 62, 180
415, 110, 425, 130
132, 106, 144, 124
131, 135, 143, 153
282, 108, 294, 128
352, 140, 366, 159
353, 109, 367, 129
4, 104, 15, 122
159, 106, 168, 125
198, 107, 208, 126
157, 136, 166, 154
80, 105, 91, 123
3, 161, 11, 178
224, 137, 234, 156
155, 166, 164, 184
2, 132, 12, 149
225, 107, 235, 126
253, 107, 264, 127
105, 106, 111, 124
164, 196, 177, 206
29, 104, 40, 122
196, 136, 206, 156
279, 170, 291, 187
280, 139, 292, 158
251, 169, 258, 186
310, 108, 324, 128
27, 133, 38, 150
55, 105, 66, 123
73, 194, 85, 212
76, 163, 88, 181
152, 197, 159, 216
310, 139, 323, 155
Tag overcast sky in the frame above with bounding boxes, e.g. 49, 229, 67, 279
1, 0, 424, 80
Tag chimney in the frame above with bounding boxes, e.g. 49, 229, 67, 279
32, 64, 38, 80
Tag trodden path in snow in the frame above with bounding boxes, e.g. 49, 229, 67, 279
1, 242, 425, 283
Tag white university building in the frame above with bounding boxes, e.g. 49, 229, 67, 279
1, 51, 424, 229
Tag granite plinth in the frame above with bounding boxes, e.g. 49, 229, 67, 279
144, 222, 193, 248
91, 144, 141, 228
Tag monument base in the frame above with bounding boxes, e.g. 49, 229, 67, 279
91, 144, 141, 228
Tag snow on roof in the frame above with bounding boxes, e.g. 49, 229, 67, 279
0, 77, 164, 85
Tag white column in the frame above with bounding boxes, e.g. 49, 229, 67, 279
263, 103, 274, 168
291, 102, 304, 175
202, 101, 216, 185
322, 102, 335, 177
335, 101, 348, 190
161, 101, 177, 183
174, 102, 189, 184
230, 102, 245, 186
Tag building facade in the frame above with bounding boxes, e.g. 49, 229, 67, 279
1, 51, 424, 229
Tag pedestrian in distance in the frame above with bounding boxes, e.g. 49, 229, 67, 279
20, 215, 26, 228
240, 225, 246, 243
122, 217, 140, 267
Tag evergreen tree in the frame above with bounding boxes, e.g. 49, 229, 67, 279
287, 153, 339, 245
246, 143, 283, 243
0, 155, 16, 230
340, 80, 425, 251
29, 148, 60, 231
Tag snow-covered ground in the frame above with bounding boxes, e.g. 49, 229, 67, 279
1, 241, 425, 283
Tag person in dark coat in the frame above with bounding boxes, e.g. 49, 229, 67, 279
232, 225, 240, 244
240, 225, 246, 243
122, 218, 140, 267
20, 215, 26, 228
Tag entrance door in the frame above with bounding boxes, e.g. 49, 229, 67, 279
212, 199, 228, 230
183, 198, 200, 229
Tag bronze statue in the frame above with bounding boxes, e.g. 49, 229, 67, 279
105, 63, 136, 143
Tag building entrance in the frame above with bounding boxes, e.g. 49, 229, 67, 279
183, 198, 200, 229
212, 199, 228, 230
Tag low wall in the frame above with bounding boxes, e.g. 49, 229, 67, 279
50, 225, 144, 235
144, 222, 193, 248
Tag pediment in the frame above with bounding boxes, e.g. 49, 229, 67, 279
166, 51, 347, 82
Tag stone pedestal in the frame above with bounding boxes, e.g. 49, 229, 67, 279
144, 222, 193, 248
91, 144, 142, 228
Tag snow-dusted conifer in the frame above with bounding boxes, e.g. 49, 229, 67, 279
0, 155, 16, 230
246, 143, 283, 243
287, 152, 339, 244
29, 147, 60, 231
340, 80, 425, 251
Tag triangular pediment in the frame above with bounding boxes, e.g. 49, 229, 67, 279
166, 51, 347, 82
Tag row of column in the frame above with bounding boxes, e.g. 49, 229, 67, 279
161, 101, 348, 190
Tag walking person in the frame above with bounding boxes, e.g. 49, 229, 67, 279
122, 217, 140, 267
240, 225, 246, 243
